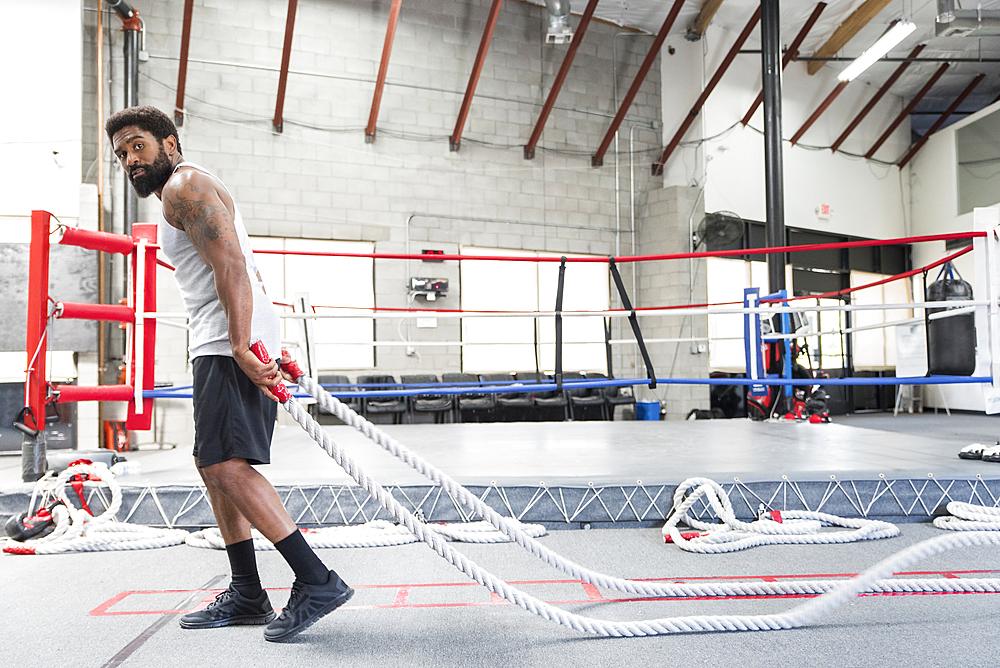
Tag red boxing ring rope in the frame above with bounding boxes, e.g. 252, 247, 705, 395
284, 243, 973, 318
252, 231, 985, 264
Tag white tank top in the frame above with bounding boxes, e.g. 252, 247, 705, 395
158, 162, 280, 361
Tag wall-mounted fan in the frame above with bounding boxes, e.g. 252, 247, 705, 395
693, 211, 744, 251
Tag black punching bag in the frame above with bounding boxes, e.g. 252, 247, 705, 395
926, 262, 976, 376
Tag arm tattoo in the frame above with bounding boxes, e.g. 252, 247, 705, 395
163, 182, 235, 255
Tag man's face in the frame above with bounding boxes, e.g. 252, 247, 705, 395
111, 126, 174, 198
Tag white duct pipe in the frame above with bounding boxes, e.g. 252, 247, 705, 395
936, 0, 1000, 36
545, 0, 573, 44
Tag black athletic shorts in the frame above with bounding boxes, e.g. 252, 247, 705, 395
192, 355, 277, 468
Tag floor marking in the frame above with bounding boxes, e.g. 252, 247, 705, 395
98, 574, 226, 668
90, 570, 1000, 617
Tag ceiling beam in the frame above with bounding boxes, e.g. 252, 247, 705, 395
173, 0, 195, 126
830, 44, 925, 152
807, 0, 893, 75
592, 0, 687, 167
524, 0, 600, 160
897, 73, 985, 168
865, 63, 949, 160
272, 0, 298, 133
656, 6, 760, 173
790, 80, 848, 145
450, 0, 505, 152
687, 0, 726, 40
742, 3, 826, 126
366, 0, 402, 144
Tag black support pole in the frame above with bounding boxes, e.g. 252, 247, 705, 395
123, 24, 140, 236
761, 0, 785, 293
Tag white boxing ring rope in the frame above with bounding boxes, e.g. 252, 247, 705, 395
264, 365, 1000, 636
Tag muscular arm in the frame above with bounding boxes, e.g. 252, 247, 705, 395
162, 173, 280, 400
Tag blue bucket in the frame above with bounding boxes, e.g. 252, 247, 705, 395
635, 401, 660, 421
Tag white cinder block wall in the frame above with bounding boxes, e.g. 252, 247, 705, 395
83, 0, 677, 447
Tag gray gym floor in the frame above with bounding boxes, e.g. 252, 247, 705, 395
2, 412, 1000, 666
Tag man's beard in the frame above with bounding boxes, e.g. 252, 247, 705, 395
128, 144, 173, 198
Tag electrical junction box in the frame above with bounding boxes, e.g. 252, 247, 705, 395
410, 277, 448, 300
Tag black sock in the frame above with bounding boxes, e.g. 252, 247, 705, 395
226, 538, 263, 598
274, 530, 328, 585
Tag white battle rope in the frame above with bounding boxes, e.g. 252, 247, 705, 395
284, 375, 1000, 636
662, 478, 899, 552
3, 463, 188, 555
934, 502, 1000, 531
185, 520, 546, 551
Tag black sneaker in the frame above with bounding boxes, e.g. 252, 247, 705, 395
264, 570, 354, 642
179, 585, 275, 629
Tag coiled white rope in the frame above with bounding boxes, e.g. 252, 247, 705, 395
662, 478, 899, 552
283, 377, 1000, 635
934, 502, 1000, 531
3, 463, 188, 555
185, 519, 545, 550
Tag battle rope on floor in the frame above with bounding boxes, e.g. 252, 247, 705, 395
185, 520, 545, 550
297, 373, 999, 597
934, 502, 1000, 531
662, 478, 900, 552
2, 462, 188, 555
263, 352, 1000, 635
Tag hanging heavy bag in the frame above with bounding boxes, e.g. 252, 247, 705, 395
926, 261, 976, 376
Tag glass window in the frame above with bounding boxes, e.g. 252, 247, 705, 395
250, 237, 375, 370
460, 247, 609, 373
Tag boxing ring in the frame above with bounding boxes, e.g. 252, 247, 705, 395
5, 207, 1000, 534
7, 208, 1000, 638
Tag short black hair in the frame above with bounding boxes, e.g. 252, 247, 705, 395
105, 105, 183, 155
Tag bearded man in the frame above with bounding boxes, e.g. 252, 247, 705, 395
106, 105, 352, 642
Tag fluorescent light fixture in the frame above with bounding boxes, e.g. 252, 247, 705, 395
838, 20, 917, 82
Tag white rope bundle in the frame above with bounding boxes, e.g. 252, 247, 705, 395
662, 477, 900, 552
185, 519, 546, 550
934, 502, 1000, 531
285, 376, 1000, 635
3, 463, 187, 555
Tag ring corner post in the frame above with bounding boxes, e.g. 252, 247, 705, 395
24, 211, 53, 481
126, 223, 157, 430
973, 207, 1000, 410
743, 288, 767, 400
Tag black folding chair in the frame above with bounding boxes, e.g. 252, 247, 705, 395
588, 372, 635, 420
565, 371, 606, 420
481, 373, 533, 422
401, 374, 452, 423
442, 373, 494, 422
515, 372, 568, 421
357, 375, 407, 424
309, 375, 360, 423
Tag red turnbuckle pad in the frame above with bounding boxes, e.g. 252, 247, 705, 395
249, 341, 291, 403
279, 350, 304, 381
